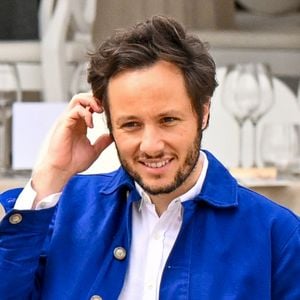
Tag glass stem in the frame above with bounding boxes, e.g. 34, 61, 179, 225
0, 117, 5, 172
237, 120, 244, 168
252, 121, 258, 168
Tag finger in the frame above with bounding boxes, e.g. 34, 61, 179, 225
69, 93, 101, 113
68, 93, 103, 113
92, 134, 114, 156
67, 105, 94, 129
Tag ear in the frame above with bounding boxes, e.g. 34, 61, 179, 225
202, 100, 211, 130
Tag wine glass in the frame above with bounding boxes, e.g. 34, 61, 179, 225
297, 74, 300, 104
69, 62, 90, 96
0, 64, 21, 174
260, 123, 300, 178
249, 63, 274, 167
0, 98, 11, 173
222, 63, 260, 167
293, 77, 300, 175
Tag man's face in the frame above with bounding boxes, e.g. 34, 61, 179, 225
108, 60, 208, 197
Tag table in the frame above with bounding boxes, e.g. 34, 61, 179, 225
250, 182, 300, 216
0, 176, 29, 191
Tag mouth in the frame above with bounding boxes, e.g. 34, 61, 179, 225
141, 158, 172, 169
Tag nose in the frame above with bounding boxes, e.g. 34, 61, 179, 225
139, 126, 164, 156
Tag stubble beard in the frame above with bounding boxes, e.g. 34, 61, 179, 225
116, 133, 202, 196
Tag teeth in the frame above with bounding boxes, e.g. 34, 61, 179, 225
144, 159, 169, 168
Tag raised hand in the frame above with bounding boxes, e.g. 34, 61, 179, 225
31, 93, 113, 205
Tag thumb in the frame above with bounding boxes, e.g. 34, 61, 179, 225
92, 134, 114, 157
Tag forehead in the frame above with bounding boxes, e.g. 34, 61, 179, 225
107, 61, 194, 116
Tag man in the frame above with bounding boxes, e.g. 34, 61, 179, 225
0, 16, 299, 299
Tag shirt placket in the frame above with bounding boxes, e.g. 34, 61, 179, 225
142, 227, 165, 299
142, 200, 182, 300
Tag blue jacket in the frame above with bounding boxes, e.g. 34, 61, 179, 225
0, 151, 299, 299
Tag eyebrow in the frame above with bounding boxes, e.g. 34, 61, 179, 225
156, 110, 184, 118
115, 110, 185, 124
115, 115, 138, 126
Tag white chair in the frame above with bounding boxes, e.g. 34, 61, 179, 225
0, 0, 97, 102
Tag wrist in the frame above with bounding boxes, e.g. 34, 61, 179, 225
31, 166, 72, 207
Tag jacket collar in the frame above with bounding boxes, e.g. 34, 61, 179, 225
98, 167, 140, 202
99, 150, 239, 208
196, 150, 238, 208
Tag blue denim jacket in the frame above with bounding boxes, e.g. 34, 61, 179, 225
0, 151, 299, 299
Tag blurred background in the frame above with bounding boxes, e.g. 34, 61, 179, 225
0, 0, 300, 213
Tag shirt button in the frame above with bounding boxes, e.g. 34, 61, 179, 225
153, 232, 162, 240
147, 283, 154, 290
113, 246, 126, 260
90, 295, 102, 300
9, 213, 23, 224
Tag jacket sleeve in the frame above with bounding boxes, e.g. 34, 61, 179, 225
0, 188, 56, 299
272, 220, 300, 299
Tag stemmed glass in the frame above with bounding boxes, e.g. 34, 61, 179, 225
0, 63, 22, 174
260, 123, 300, 178
293, 76, 300, 175
298, 74, 300, 104
222, 63, 260, 167
249, 63, 274, 167
69, 62, 90, 96
0, 98, 11, 173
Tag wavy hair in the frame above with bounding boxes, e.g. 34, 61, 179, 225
88, 15, 218, 131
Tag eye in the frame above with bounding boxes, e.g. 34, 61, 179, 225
161, 116, 179, 125
121, 121, 141, 130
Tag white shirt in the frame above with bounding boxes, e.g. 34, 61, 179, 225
14, 152, 208, 300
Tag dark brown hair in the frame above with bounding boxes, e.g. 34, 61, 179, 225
88, 15, 218, 131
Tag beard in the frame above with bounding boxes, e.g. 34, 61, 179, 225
116, 131, 202, 196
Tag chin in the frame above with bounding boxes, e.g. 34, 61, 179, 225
137, 178, 184, 196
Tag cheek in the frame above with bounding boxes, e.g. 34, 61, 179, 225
178, 126, 198, 142
113, 133, 137, 156
112, 134, 124, 151
180, 128, 201, 151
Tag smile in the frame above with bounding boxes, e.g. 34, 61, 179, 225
143, 159, 171, 168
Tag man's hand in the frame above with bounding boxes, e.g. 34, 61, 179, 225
31, 93, 113, 206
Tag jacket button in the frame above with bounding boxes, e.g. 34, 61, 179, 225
9, 213, 23, 224
113, 246, 126, 260
90, 295, 102, 300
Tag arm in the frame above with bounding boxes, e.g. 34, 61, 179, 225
0, 93, 113, 298
0, 202, 56, 298
272, 222, 300, 299
31, 93, 113, 207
